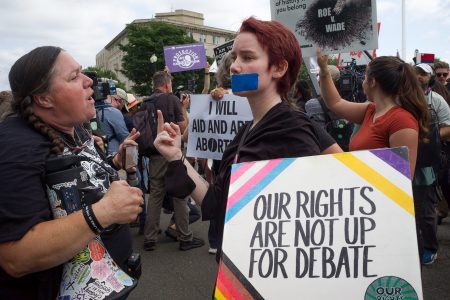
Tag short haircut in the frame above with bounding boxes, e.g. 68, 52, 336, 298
434, 61, 449, 69
152, 71, 172, 89
239, 17, 302, 99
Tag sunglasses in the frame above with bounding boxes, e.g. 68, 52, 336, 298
436, 73, 449, 78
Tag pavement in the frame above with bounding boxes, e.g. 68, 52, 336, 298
127, 212, 450, 300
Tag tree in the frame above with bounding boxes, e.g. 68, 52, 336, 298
83, 66, 126, 90
120, 21, 212, 96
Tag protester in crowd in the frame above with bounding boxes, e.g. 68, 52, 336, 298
305, 65, 342, 129
96, 87, 130, 155
434, 61, 449, 92
164, 89, 203, 242
317, 48, 429, 175
143, 70, 204, 252
0, 90, 13, 121
0, 46, 143, 298
207, 52, 235, 255
317, 50, 432, 265
118, 89, 138, 132
153, 17, 332, 261
305, 66, 355, 151
432, 80, 450, 105
293, 80, 313, 111
414, 63, 450, 264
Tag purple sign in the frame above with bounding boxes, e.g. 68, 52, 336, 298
163, 43, 206, 73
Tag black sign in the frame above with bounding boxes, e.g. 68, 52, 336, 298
213, 40, 234, 65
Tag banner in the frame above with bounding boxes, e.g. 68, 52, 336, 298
186, 94, 252, 160
214, 40, 234, 65
163, 43, 207, 73
216, 148, 422, 299
270, 0, 378, 57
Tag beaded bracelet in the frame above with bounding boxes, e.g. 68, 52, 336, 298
82, 204, 104, 235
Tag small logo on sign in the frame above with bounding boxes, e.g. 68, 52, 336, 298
364, 276, 418, 300
173, 49, 200, 69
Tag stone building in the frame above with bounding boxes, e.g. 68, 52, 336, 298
96, 9, 235, 89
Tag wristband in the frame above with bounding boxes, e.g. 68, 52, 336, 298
83, 205, 104, 235
205, 73, 210, 75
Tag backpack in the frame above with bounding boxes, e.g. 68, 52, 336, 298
317, 98, 354, 151
132, 94, 161, 156
416, 103, 441, 175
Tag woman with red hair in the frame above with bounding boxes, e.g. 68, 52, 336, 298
152, 17, 336, 260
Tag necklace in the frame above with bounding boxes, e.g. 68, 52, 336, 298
58, 128, 88, 154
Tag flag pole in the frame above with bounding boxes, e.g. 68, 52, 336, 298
401, 0, 406, 60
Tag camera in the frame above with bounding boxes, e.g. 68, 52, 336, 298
338, 62, 367, 103
83, 71, 117, 102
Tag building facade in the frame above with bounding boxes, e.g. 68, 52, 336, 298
96, 9, 235, 89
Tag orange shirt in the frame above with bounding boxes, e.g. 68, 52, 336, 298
350, 103, 419, 151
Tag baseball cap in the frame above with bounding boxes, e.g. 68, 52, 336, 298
416, 63, 434, 76
115, 88, 128, 101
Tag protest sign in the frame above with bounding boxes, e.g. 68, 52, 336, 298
337, 22, 380, 67
187, 94, 252, 160
216, 147, 422, 299
214, 40, 234, 65
270, 0, 378, 57
163, 43, 206, 73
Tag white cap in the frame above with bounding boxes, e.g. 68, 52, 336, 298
416, 63, 434, 75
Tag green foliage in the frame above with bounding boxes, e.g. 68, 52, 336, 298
121, 21, 214, 95
295, 55, 339, 97
83, 66, 126, 90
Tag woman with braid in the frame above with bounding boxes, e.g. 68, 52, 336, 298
0, 46, 143, 299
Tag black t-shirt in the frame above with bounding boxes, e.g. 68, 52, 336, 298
0, 116, 132, 299
200, 101, 321, 260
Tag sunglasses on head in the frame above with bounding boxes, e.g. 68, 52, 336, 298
436, 72, 449, 77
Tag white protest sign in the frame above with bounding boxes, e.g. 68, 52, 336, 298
187, 94, 252, 160
270, 0, 378, 57
215, 148, 422, 300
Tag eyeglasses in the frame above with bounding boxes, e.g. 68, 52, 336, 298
436, 73, 449, 78
114, 97, 125, 103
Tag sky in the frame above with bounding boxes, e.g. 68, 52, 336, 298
0, 0, 449, 91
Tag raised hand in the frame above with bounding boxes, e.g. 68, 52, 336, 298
154, 110, 183, 161
316, 48, 329, 72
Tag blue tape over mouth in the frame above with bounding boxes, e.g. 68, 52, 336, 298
231, 73, 258, 92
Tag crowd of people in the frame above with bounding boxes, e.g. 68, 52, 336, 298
1, 16, 450, 299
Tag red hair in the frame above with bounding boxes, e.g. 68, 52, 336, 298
239, 17, 302, 99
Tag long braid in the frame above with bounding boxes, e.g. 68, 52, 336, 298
19, 96, 64, 155
8, 46, 65, 156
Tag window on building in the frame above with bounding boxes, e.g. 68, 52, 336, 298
201, 34, 206, 43
213, 36, 219, 45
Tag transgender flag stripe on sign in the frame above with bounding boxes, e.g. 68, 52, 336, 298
225, 158, 295, 223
